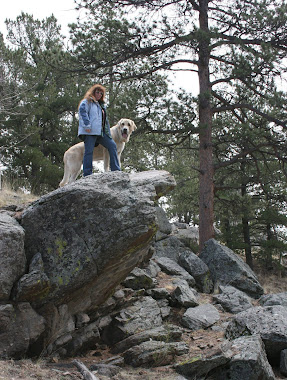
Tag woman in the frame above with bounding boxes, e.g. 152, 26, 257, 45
78, 84, 121, 176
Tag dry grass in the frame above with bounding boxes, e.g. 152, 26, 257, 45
255, 263, 287, 294
0, 182, 38, 208
0, 359, 81, 380
0, 359, 184, 380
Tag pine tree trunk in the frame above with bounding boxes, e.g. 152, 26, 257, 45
266, 222, 273, 269
242, 216, 253, 269
198, 0, 214, 251
241, 172, 253, 269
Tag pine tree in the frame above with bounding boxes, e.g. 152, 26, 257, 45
72, 0, 287, 250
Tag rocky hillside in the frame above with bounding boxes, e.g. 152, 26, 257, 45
1, 171, 287, 379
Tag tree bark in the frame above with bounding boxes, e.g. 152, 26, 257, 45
266, 222, 273, 269
198, 0, 214, 251
242, 216, 253, 269
241, 174, 253, 269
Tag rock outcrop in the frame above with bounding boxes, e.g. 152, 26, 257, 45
0, 170, 175, 358
0, 213, 26, 300
1, 170, 287, 379
225, 305, 287, 365
199, 238, 264, 298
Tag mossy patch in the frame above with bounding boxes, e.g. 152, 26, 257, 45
55, 238, 67, 258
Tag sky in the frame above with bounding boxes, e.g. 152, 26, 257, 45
1, 0, 79, 37
0, 0, 198, 93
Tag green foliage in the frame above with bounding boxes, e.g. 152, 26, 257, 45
0, 13, 86, 193
213, 86, 287, 266
164, 146, 199, 225
1, 0, 287, 268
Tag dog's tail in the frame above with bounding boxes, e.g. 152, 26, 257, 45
59, 151, 70, 187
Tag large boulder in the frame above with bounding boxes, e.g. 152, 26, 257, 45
20, 171, 175, 310
153, 235, 187, 263
0, 213, 26, 301
225, 305, 287, 365
175, 335, 275, 380
0, 303, 45, 359
199, 239, 263, 298
15, 170, 175, 354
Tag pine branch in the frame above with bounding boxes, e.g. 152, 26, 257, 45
212, 91, 287, 129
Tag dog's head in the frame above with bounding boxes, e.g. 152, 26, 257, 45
117, 118, 137, 142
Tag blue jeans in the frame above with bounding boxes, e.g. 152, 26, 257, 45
82, 134, 121, 176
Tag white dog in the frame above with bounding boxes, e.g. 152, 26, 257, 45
59, 118, 136, 187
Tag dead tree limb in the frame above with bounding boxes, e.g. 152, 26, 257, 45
72, 359, 99, 380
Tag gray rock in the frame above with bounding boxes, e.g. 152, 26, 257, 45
90, 363, 121, 377
280, 348, 287, 376
101, 296, 163, 346
174, 349, 229, 379
175, 335, 275, 380
146, 287, 170, 299
12, 270, 50, 302
122, 267, 155, 290
157, 298, 171, 319
172, 225, 199, 251
155, 257, 196, 286
0, 303, 45, 358
0, 213, 26, 300
22, 171, 174, 305
13, 253, 50, 302
124, 340, 189, 367
75, 312, 90, 328
171, 278, 199, 307
225, 305, 287, 365
212, 335, 275, 379
101, 355, 125, 366
29, 252, 45, 272
112, 324, 184, 353
213, 285, 253, 314
179, 251, 213, 293
175, 336, 275, 380
155, 206, 172, 239
199, 239, 263, 298
143, 259, 161, 278
182, 304, 220, 330
173, 222, 189, 229
19, 170, 175, 353
61, 321, 100, 357
259, 292, 287, 307
153, 235, 186, 263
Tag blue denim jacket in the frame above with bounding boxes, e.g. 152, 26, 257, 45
78, 98, 112, 138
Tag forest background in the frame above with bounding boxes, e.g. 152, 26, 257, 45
1, 0, 287, 271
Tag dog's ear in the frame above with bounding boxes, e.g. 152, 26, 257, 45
117, 119, 124, 128
131, 120, 137, 131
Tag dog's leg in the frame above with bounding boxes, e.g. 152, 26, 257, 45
60, 158, 82, 186
117, 151, 122, 168
68, 168, 82, 184
103, 149, 110, 172
67, 160, 82, 183
59, 166, 70, 187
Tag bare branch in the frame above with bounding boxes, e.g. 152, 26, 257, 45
73, 360, 99, 380
212, 91, 287, 129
